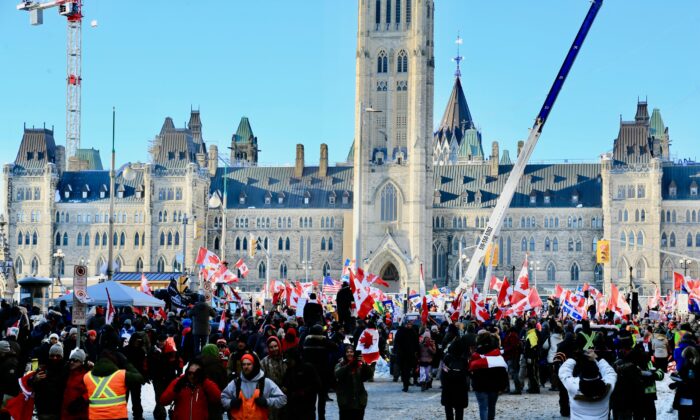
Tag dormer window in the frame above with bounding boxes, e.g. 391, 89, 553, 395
135, 185, 144, 199
82, 191, 88, 198
691, 181, 698, 197
328, 191, 336, 205
100, 185, 107, 199
303, 191, 311, 205
117, 185, 125, 199
64, 185, 72, 199
342, 191, 350, 205
669, 182, 677, 197
529, 192, 537, 205
264, 192, 272, 205
239, 192, 246, 205
475, 191, 482, 205
179, 151, 185, 160
37, 151, 44, 160
433, 190, 441, 205
544, 192, 551, 204
461, 191, 468, 204
572, 192, 579, 204
26, 151, 34, 160
277, 192, 285, 205
168, 152, 175, 160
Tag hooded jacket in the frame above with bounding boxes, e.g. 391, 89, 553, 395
160, 374, 221, 420
220, 368, 287, 409
559, 358, 617, 420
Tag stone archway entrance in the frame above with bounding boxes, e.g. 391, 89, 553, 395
380, 262, 399, 283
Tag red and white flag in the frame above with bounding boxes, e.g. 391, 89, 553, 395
218, 310, 226, 332
608, 284, 631, 316
235, 259, 249, 278
213, 264, 239, 283
470, 287, 490, 322
496, 277, 512, 307
508, 287, 543, 316
196, 247, 221, 266
511, 257, 529, 304
553, 284, 564, 299
448, 290, 464, 322
419, 263, 426, 297
647, 286, 661, 310
140, 273, 152, 296
490, 276, 503, 292
350, 271, 375, 319
106, 289, 116, 325
356, 328, 380, 364
366, 273, 389, 288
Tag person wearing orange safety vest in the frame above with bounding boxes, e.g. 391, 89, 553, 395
83, 349, 144, 420
221, 353, 287, 420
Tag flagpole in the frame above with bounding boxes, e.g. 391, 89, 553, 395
106, 107, 116, 282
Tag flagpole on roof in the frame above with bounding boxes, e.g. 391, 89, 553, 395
105, 107, 116, 282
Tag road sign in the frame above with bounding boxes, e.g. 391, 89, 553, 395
73, 265, 89, 303
73, 301, 87, 325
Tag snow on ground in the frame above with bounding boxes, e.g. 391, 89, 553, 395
129, 375, 679, 419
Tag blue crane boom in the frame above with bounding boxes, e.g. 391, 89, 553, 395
461, 0, 604, 290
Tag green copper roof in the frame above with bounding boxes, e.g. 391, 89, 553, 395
500, 149, 512, 164
457, 128, 483, 159
75, 148, 103, 170
650, 108, 665, 137
234, 117, 255, 143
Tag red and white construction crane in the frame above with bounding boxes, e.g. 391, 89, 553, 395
16, 0, 83, 162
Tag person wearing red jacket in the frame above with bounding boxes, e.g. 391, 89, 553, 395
160, 359, 222, 420
61, 349, 90, 420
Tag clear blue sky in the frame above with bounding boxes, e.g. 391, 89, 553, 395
0, 0, 698, 168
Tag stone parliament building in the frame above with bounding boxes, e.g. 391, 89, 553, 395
3, 0, 699, 297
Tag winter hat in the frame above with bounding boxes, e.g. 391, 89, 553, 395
267, 335, 282, 349
241, 353, 255, 364
69, 348, 86, 363
49, 333, 60, 341
0, 340, 11, 354
578, 359, 607, 399
69, 327, 78, 336
87, 330, 97, 339
201, 344, 219, 359
124, 319, 132, 326
182, 318, 192, 328
49, 343, 64, 357
163, 337, 177, 353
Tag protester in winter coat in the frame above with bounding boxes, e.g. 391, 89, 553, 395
543, 323, 564, 391
334, 344, 373, 420
651, 327, 669, 372
61, 349, 89, 420
30, 344, 67, 419
281, 327, 300, 353
670, 345, 700, 419
469, 333, 509, 420
221, 353, 287, 420
201, 344, 228, 420
674, 332, 697, 373
281, 347, 321, 420
336, 283, 354, 328
441, 329, 470, 420
148, 336, 182, 420
188, 297, 217, 356
303, 293, 324, 328
0, 340, 21, 411
611, 333, 645, 419
260, 336, 288, 420
84, 330, 99, 362
418, 329, 436, 391
558, 350, 617, 420
85, 349, 144, 420
523, 319, 540, 394
303, 324, 338, 419
121, 330, 149, 420
160, 359, 222, 420
394, 319, 419, 392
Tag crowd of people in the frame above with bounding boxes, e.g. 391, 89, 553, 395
0, 284, 698, 420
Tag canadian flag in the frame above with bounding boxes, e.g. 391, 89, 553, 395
214, 265, 239, 283
553, 284, 564, 299
105, 289, 116, 325
448, 290, 464, 322
508, 287, 543, 316
511, 257, 530, 304
218, 310, 226, 332
470, 287, 490, 322
356, 328, 380, 364
496, 277, 512, 308
140, 273, 152, 296
235, 259, 249, 278
351, 272, 375, 319
647, 286, 661, 310
196, 247, 221, 266
608, 283, 631, 316
285, 281, 304, 308
366, 273, 389, 288
489, 276, 503, 292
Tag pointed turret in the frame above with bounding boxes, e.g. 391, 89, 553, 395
160, 117, 175, 135
230, 116, 258, 166
500, 149, 512, 164
635, 100, 649, 123
434, 76, 483, 163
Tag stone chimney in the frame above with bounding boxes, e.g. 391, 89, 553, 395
55, 145, 66, 174
517, 140, 524, 158
490, 141, 499, 177
294, 144, 304, 178
319, 143, 328, 177
208, 144, 218, 176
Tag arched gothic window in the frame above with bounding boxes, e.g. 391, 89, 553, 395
635, 260, 646, 279
377, 50, 388, 73
31, 257, 39, 276
594, 264, 604, 281
328, 237, 334, 251
546, 263, 556, 281
323, 262, 331, 277
285, 237, 290, 251
321, 238, 326, 251
160, 232, 165, 246
167, 232, 173, 246
670, 232, 676, 248
258, 261, 267, 280
63, 232, 68, 246
157, 257, 166, 273
432, 242, 446, 282
280, 262, 288, 279
77, 233, 83, 247
136, 258, 144, 273
570, 263, 580, 281
174, 232, 180, 246
397, 50, 408, 73
380, 184, 398, 221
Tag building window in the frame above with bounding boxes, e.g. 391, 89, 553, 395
380, 183, 398, 221
670, 232, 676, 248
594, 264, 603, 281
661, 232, 667, 247
77, 233, 83, 246
31, 258, 39, 276
547, 263, 556, 282
175, 188, 183, 200
529, 237, 535, 252
323, 262, 331, 278
285, 237, 290, 250
553, 238, 559, 252
157, 257, 166, 273
397, 50, 408, 73
544, 237, 551, 252
328, 237, 334, 250
575, 239, 582, 252
63, 233, 68, 246
280, 262, 288, 279
258, 261, 267, 280
570, 263, 580, 281
377, 50, 388, 73
635, 260, 645, 279
521, 237, 527, 252
136, 258, 143, 273
321, 238, 326, 251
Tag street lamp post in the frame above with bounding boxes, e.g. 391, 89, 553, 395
52, 248, 65, 299
106, 107, 116, 282
680, 258, 692, 277
218, 156, 231, 262
529, 260, 541, 291
182, 214, 188, 275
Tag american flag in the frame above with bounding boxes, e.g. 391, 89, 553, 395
322, 276, 342, 295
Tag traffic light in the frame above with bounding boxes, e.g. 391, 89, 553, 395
249, 238, 257, 258
596, 240, 610, 264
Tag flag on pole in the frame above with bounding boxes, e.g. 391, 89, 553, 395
218, 310, 226, 332
496, 277, 512, 307
419, 263, 426, 297
647, 287, 661, 310
235, 259, 249, 278
511, 257, 530, 304
366, 273, 389, 288
356, 328, 380, 364
448, 290, 464, 322
140, 273, 152, 296
105, 289, 116, 325
322, 277, 342, 295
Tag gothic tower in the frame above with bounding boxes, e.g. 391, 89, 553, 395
353, 0, 434, 292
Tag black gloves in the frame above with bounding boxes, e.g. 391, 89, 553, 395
254, 396, 268, 407
231, 397, 243, 409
